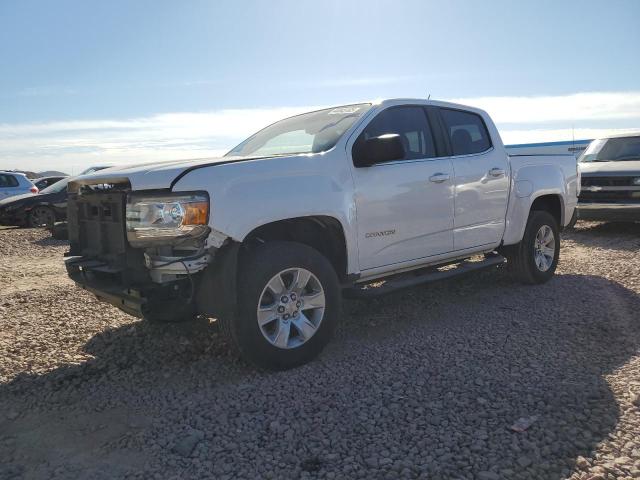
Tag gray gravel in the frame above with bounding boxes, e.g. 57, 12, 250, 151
1, 222, 639, 480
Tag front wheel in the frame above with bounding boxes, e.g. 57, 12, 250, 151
220, 241, 341, 370
502, 210, 560, 284
28, 206, 55, 228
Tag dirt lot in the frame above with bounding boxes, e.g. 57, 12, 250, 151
1, 223, 639, 480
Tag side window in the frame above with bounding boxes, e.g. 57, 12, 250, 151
0, 174, 18, 188
440, 108, 492, 156
357, 106, 436, 161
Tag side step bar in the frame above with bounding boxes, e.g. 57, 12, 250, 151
343, 254, 505, 298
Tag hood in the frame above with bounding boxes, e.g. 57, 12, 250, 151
0, 193, 36, 207
579, 160, 640, 176
69, 155, 265, 191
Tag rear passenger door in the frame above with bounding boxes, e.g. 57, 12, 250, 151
349, 105, 455, 271
437, 108, 509, 251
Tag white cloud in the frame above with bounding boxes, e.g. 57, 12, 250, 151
449, 90, 640, 145
499, 127, 640, 145
449, 91, 640, 124
1, 91, 639, 173
0, 107, 315, 173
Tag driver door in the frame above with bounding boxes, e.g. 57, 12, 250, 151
349, 106, 455, 271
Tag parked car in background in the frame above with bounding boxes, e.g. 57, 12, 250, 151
0, 171, 38, 200
577, 132, 640, 222
0, 176, 71, 227
32, 175, 67, 190
65, 99, 578, 369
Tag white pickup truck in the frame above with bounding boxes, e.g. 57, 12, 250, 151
65, 99, 579, 369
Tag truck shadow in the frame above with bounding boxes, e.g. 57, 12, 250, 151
1, 271, 639, 479
566, 221, 640, 251
32, 236, 69, 248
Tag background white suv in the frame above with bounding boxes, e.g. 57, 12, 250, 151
0, 171, 38, 200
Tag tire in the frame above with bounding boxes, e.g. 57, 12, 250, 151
28, 206, 56, 228
220, 241, 341, 370
502, 210, 560, 284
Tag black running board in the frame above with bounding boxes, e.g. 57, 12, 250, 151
343, 254, 505, 298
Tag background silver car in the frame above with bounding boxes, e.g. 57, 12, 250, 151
32, 175, 67, 190
0, 171, 38, 200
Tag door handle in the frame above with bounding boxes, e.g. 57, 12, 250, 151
429, 173, 450, 183
489, 167, 505, 177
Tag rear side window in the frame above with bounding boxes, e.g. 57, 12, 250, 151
440, 108, 492, 156
0, 174, 19, 188
357, 106, 437, 160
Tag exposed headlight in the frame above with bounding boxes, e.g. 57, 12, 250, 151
633, 177, 640, 186
126, 192, 209, 246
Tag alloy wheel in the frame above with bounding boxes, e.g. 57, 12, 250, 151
533, 225, 555, 272
257, 268, 326, 349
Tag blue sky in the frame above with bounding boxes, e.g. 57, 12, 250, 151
1, 0, 639, 172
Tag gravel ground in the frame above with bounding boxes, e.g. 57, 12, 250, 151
1, 222, 639, 480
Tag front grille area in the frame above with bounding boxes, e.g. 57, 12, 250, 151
579, 174, 640, 203
581, 176, 638, 187
65, 185, 198, 318
68, 191, 128, 259
67, 190, 151, 288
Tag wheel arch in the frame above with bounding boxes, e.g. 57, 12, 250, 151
530, 193, 564, 227
503, 191, 566, 246
241, 215, 350, 282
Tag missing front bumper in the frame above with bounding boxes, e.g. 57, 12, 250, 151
65, 256, 148, 317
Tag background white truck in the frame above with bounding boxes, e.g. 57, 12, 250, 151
65, 99, 579, 369
576, 132, 640, 223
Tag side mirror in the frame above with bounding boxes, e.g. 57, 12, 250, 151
353, 134, 405, 167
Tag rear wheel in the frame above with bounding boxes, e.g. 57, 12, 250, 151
219, 241, 341, 370
502, 210, 560, 284
28, 206, 55, 228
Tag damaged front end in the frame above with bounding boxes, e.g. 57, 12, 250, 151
64, 181, 236, 320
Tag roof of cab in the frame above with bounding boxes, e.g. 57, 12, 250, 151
375, 98, 489, 115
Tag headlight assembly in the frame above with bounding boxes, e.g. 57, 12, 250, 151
126, 192, 209, 247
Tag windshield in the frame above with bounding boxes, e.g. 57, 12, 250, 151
226, 104, 371, 157
40, 176, 72, 194
579, 136, 640, 162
